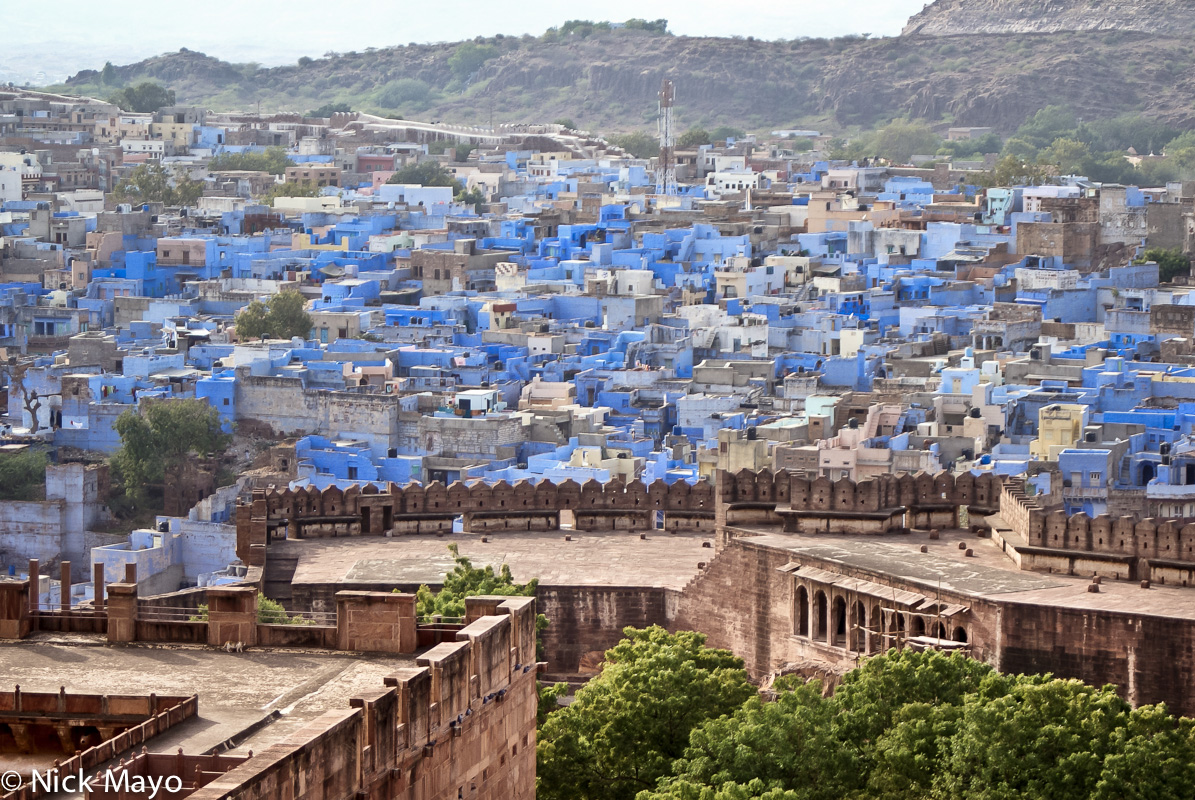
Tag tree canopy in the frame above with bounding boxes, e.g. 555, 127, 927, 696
609, 131, 660, 159
108, 81, 175, 113
0, 448, 47, 501
307, 102, 351, 117
537, 626, 755, 800
678, 128, 711, 148
113, 163, 203, 207
709, 126, 747, 143
376, 78, 432, 108
415, 543, 539, 618
263, 180, 320, 204
582, 646, 1195, 800
386, 160, 460, 188
234, 290, 313, 341
208, 146, 292, 175
447, 42, 499, 79
415, 543, 550, 662
1136, 247, 1191, 283
112, 399, 231, 506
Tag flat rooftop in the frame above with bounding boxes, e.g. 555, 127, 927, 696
280, 529, 712, 591
0, 637, 412, 758
736, 528, 1195, 620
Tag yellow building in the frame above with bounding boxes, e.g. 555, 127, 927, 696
1030, 403, 1087, 461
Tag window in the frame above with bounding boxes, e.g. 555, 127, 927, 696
347, 466, 358, 480
222, 398, 230, 406
1090, 472, 1102, 483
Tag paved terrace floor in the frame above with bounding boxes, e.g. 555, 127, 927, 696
0, 637, 413, 766
281, 529, 713, 590
736, 527, 1195, 620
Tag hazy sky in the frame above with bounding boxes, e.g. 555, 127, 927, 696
2, 0, 928, 84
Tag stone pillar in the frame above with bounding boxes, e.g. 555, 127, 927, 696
206, 586, 258, 647
107, 582, 137, 644
0, 580, 31, 639
93, 563, 105, 610
124, 562, 137, 584
336, 591, 417, 654
60, 561, 72, 611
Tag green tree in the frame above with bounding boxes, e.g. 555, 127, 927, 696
935, 677, 1132, 800
0, 448, 47, 501
1039, 136, 1094, 176
192, 592, 315, 625
415, 543, 538, 618
308, 102, 351, 117
537, 626, 754, 800
649, 678, 846, 800
386, 160, 460, 188
447, 41, 499, 79
209, 146, 293, 175
263, 181, 321, 204
678, 127, 711, 148
113, 163, 203, 207
234, 290, 312, 341
609, 131, 659, 159
1011, 105, 1080, 152
455, 185, 486, 213
1135, 247, 1191, 283
553, 118, 577, 130
417, 543, 558, 717
987, 154, 1050, 187
108, 81, 176, 113
376, 78, 431, 108
256, 593, 315, 625
1093, 704, 1195, 800
1080, 113, 1180, 155
99, 61, 119, 87
938, 132, 1003, 159
709, 125, 747, 142
871, 120, 941, 164
624, 18, 669, 34
112, 399, 231, 506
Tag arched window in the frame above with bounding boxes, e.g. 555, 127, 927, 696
795, 585, 810, 637
953, 626, 968, 644
832, 596, 848, 647
815, 591, 828, 640
851, 600, 867, 652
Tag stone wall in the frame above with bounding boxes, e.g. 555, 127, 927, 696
236, 477, 718, 564
997, 602, 1195, 713
676, 530, 1195, 716
186, 599, 537, 800
538, 586, 673, 680
999, 479, 1195, 583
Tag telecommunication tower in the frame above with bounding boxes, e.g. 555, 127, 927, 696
656, 79, 677, 196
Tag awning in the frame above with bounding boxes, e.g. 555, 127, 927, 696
782, 564, 934, 607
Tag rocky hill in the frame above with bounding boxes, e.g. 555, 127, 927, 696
49, 22, 1195, 134
902, 0, 1195, 37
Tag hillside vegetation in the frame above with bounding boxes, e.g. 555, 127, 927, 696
44, 21, 1195, 136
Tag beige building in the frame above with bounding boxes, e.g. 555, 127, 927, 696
1030, 404, 1088, 461
285, 165, 342, 187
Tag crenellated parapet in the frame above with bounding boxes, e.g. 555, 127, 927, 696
995, 476, 1195, 584
236, 477, 718, 563
717, 468, 1003, 511
714, 468, 1004, 534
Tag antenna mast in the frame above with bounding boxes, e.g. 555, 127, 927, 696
656, 78, 677, 196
